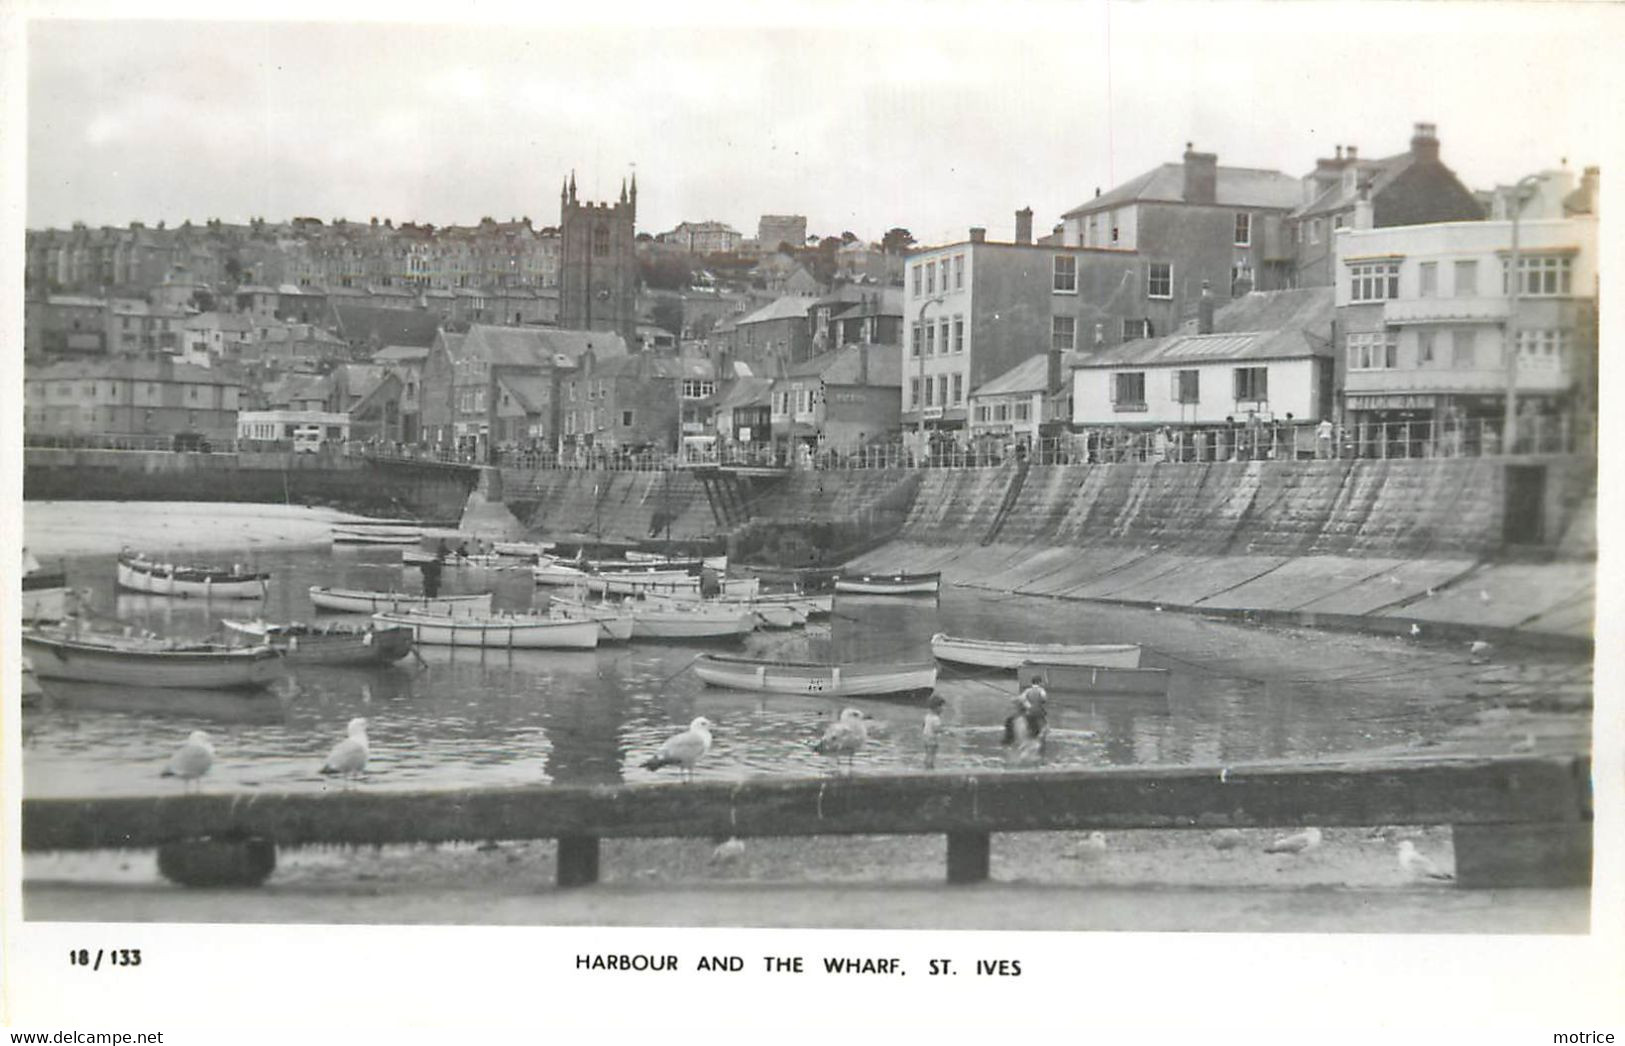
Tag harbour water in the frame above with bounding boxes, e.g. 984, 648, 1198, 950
22, 535, 1589, 799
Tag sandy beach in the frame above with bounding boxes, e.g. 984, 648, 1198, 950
22, 501, 382, 560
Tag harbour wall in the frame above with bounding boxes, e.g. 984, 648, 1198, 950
22, 448, 479, 521
844, 456, 1596, 644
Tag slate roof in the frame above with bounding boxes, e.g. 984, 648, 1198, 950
25, 359, 241, 385
972, 351, 1085, 397
1175, 287, 1336, 336
1065, 163, 1302, 217
736, 296, 814, 326
785, 343, 901, 386
497, 373, 553, 413
373, 344, 431, 363
456, 324, 628, 367
708, 377, 774, 409
1289, 153, 1411, 219
331, 303, 443, 347
1082, 288, 1335, 368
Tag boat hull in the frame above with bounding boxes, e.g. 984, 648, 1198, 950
834, 571, 941, 596
22, 632, 285, 690
309, 587, 493, 615
222, 620, 416, 666
628, 609, 756, 640
694, 655, 938, 698
931, 633, 1143, 670
21, 585, 69, 622
372, 612, 599, 650
117, 559, 269, 600
548, 606, 635, 642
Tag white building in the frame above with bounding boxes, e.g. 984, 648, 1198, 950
236, 409, 351, 443
1335, 186, 1598, 436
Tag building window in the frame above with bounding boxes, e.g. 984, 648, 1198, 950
1053, 255, 1077, 293
1173, 369, 1200, 404
910, 377, 920, 409
1504, 255, 1573, 296
1347, 331, 1399, 370
1147, 263, 1172, 299
923, 377, 934, 406
592, 225, 609, 257
1450, 329, 1478, 368
1333, 214, 1347, 231
1516, 329, 1570, 370
938, 375, 948, 408
1051, 315, 1076, 351
1454, 260, 1479, 297
1349, 261, 1401, 302
926, 261, 936, 295
951, 373, 963, 405
975, 404, 989, 423
1234, 213, 1251, 247
954, 254, 965, 290
1014, 401, 1031, 422
939, 318, 950, 356
1110, 213, 1121, 245
1233, 367, 1269, 402
1110, 372, 1146, 409
925, 323, 936, 356
953, 317, 965, 354
1417, 330, 1436, 367
911, 323, 923, 358
1419, 262, 1438, 298
621, 410, 634, 427
1123, 319, 1154, 341
912, 265, 922, 295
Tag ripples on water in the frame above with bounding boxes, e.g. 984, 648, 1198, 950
21, 544, 1564, 798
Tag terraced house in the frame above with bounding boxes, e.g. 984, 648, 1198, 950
24, 357, 243, 441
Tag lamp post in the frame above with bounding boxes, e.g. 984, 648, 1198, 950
1503, 173, 1542, 455
915, 295, 945, 448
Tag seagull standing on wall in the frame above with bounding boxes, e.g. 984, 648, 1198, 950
814, 708, 869, 773
1264, 827, 1322, 854
161, 730, 215, 791
319, 717, 370, 783
642, 717, 713, 782
1397, 840, 1454, 882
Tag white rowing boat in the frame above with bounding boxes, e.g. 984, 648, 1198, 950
930, 633, 1143, 670
332, 525, 422, 545
22, 627, 285, 690
371, 610, 600, 650
309, 586, 494, 615
117, 552, 270, 599
693, 654, 938, 698
544, 600, 635, 642
622, 600, 756, 641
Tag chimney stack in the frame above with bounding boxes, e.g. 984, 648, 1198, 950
1346, 145, 1358, 162
969, 227, 987, 244
1410, 122, 1440, 163
1015, 207, 1034, 246
1197, 280, 1215, 334
1182, 143, 1218, 205
1354, 185, 1375, 230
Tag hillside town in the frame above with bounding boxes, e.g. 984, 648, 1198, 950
22, 122, 1599, 469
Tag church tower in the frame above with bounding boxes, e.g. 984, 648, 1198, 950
558, 171, 638, 349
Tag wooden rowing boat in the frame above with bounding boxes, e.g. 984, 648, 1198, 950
309, 586, 493, 615
931, 633, 1143, 670
833, 570, 941, 596
371, 610, 600, 650
117, 552, 270, 599
22, 627, 285, 690
622, 600, 756, 641
1016, 661, 1172, 696
222, 619, 416, 666
693, 654, 937, 699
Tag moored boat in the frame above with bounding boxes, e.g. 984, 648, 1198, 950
623, 600, 756, 641
402, 548, 509, 568
309, 586, 494, 615
22, 627, 285, 690
930, 633, 1142, 670
372, 609, 600, 649
833, 570, 941, 596
1016, 661, 1172, 697
332, 525, 422, 545
544, 600, 635, 642
641, 593, 802, 629
117, 551, 270, 599
693, 654, 938, 699
493, 540, 557, 559
734, 564, 841, 592
533, 559, 592, 586
222, 619, 416, 666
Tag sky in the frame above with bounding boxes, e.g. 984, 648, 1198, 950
20, 3, 1625, 247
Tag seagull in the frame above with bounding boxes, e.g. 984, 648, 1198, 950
641, 717, 714, 782
1479, 589, 1492, 604
1210, 828, 1245, 851
1065, 831, 1109, 859
319, 717, 370, 782
813, 708, 869, 773
711, 837, 746, 863
1425, 587, 1437, 598
1264, 827, 1323, 854
1409, 623, 1422, 638
161, 730, 214, 791
1469, 640, 1492, 655
1397, 840, 1454, 882
922, 693, 947, 769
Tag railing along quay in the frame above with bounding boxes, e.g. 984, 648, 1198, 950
22, 754, 1591, 890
